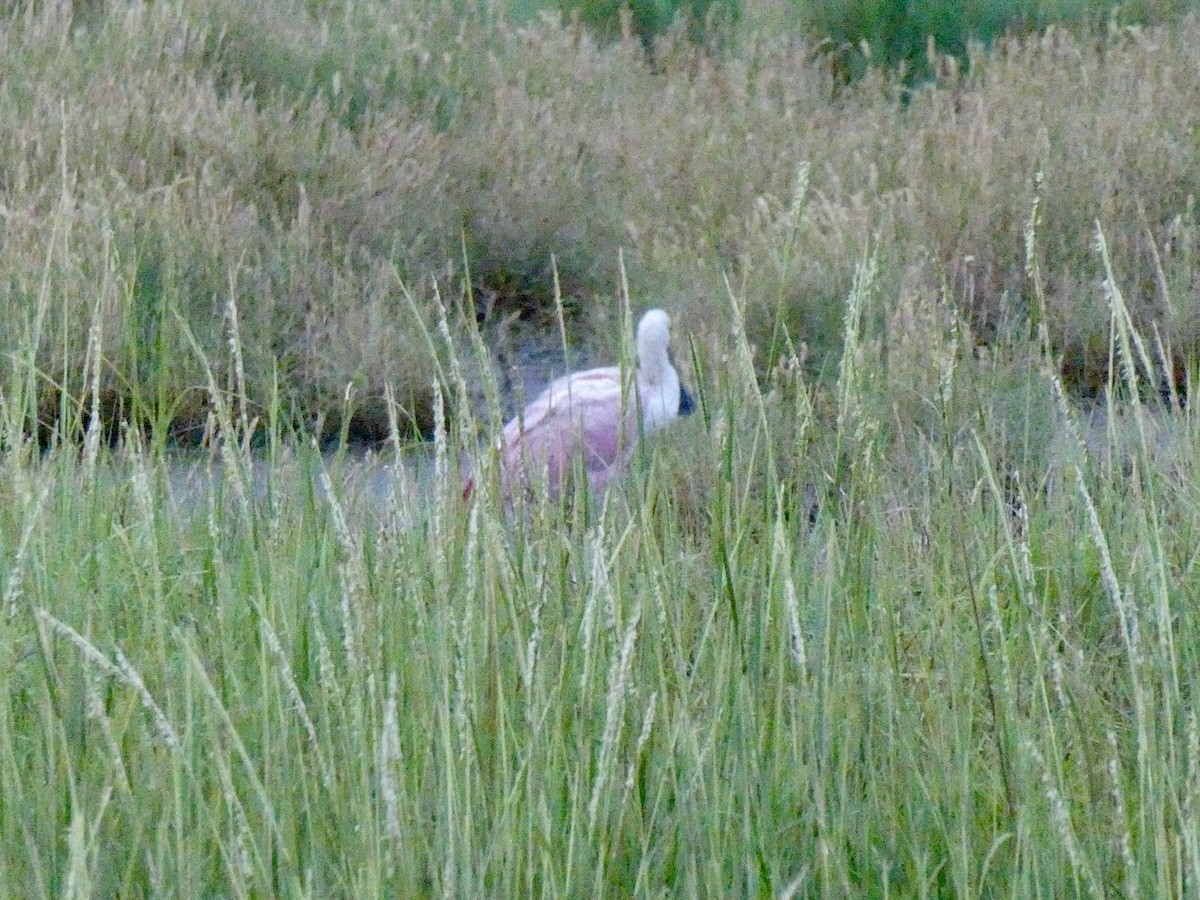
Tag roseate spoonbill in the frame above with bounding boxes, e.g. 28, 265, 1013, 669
470, 309, 695, 501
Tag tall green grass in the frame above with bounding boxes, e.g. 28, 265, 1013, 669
3, 228, 1200, 893
3, 6, 1200, 889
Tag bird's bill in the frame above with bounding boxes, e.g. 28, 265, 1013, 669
678, 384, 696, 417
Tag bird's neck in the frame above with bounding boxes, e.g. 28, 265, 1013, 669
639, 363, 664, 387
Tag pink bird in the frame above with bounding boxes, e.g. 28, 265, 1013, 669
469, 309, 694, 501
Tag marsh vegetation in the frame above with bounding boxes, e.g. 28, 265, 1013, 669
3, 0, 1200, 895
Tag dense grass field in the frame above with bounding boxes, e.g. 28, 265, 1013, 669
4, 0, 1200, 896
5, 261, 1200, 895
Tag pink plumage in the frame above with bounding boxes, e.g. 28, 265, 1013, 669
468, 309, 694, 501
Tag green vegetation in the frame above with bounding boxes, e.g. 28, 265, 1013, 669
3, 0, 1200, 893
802, 0, 1198, 84
4, 247, 1200, 894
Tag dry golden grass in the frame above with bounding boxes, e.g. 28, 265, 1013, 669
2, 1, 1197, 442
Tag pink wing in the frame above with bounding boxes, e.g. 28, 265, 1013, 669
500, 368, 633, 495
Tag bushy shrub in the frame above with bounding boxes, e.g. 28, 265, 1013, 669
801, 0, 1198, 85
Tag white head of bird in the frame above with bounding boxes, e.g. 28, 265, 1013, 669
634, 309, 688, 432
484, 307, 695, 500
